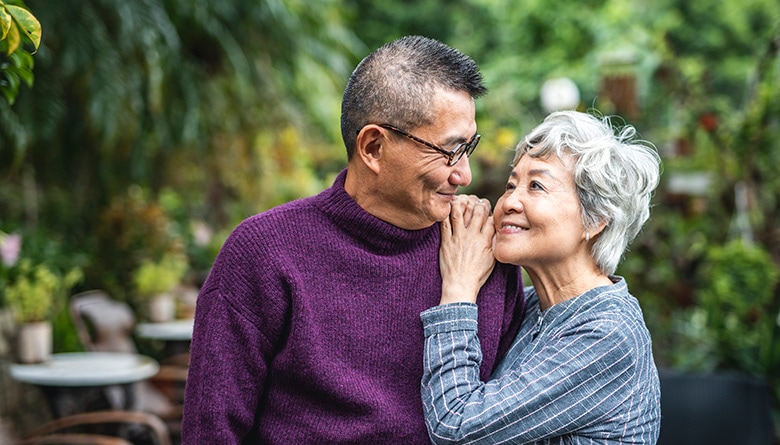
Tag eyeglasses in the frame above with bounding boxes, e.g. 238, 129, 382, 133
379, 124, 480, 166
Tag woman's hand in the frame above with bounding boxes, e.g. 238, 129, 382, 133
439, 195, 496, 305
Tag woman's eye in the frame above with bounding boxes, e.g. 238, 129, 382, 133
529, 181, 544, 190
505, 182, 516, 191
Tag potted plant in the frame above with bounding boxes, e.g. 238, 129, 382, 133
132, 254, 189, 322
2, 256, 82, 363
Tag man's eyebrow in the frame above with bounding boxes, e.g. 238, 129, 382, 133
441, 131, 477, 147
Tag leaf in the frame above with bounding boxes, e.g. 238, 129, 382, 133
4, 18, 18, 54
10, 50, 33, 86
1, 6, 11, 41
0, 83, 16, 105
5, 5, 40, 51
4, 66, 19, 91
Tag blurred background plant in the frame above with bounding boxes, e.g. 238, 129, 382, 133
132, 254, 189, 302
3, 258, 82, 323
131, 252, 188, 322
93, 186, 189, 301
697, 240, 779, 373
0, 0, 778, 434
0, 230, 85, 352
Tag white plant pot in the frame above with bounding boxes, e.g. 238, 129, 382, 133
149, 293, 175, 323
17, 321, 52, 364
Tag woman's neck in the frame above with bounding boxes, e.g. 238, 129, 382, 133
524, 261, 612, 311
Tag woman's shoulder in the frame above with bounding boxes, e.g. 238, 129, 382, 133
572, 277, 636, 314
545, 278, 646, 334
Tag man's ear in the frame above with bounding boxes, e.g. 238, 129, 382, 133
354, 125, 385, 175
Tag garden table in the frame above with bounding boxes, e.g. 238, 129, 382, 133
9, 351, 159, 418
135, 319, 193, 342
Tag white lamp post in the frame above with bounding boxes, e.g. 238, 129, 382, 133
540, 77, 580, 113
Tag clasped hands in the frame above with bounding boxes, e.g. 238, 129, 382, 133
439, 195, 496, 306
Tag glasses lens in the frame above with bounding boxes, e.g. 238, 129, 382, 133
466, 134, 480, 156
449, 134, 480, 165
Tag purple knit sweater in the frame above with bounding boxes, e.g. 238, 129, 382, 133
181, 169, 524, 444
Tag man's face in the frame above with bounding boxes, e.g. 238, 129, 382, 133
377, 89, 477, 230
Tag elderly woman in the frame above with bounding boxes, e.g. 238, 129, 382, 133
421, 110, 662, 444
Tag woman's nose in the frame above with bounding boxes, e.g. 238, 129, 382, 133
500, 191, 523, 214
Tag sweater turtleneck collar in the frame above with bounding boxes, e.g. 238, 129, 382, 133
319, 169, 439, 254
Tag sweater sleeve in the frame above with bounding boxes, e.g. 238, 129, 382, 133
420, 303, 637, 445
181, 219, 289, 444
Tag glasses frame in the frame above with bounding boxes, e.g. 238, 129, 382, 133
378, 124, 480, 166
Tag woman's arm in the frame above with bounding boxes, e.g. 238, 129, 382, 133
421, 305, 637, 445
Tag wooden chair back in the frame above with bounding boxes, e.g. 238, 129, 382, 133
19, 410, 171, 445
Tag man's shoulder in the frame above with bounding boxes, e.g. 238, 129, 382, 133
241, 193, 325, 227
220, 194, 328, 252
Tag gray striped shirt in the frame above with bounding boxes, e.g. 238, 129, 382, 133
421, 277, 660, 444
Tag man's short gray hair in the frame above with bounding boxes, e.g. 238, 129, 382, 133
340, 35, 487, 159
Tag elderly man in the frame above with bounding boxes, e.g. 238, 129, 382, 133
181, 35, 524, 444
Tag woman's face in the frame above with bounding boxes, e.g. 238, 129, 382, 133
493, 153, 585, 267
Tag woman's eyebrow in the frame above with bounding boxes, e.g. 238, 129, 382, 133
528, 168, 555, 179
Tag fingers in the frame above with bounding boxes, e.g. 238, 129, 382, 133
439, 195, 496, 306
441, 208, 452, 237
480, 206, 495, 236
450, 195, 492, 230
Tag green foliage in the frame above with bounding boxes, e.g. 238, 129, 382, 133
608, 5, 780, 429
652, 239, 780, 382
0, 0, 40, 105
91, 186, 188, 302
0, 49, 32, 104
3, 259, 82, 322
697, 240, 779, 374
51, 303, 82, 353
0, 1, 41, 53
156, 188, 225, 283
132, 254, 188, 300
0, 228, 83, 350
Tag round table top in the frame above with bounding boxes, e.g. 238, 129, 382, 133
9, 352, 160, 387
135, 319, 194, 341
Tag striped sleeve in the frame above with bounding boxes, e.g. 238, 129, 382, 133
420, 302, 638, 445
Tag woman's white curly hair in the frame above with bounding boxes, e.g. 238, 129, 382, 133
512, 110, 661, 275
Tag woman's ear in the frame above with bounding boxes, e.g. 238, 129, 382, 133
354, 125, 385, 175
591, 219, 609, 239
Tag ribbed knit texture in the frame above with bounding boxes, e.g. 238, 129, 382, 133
181, 169, 525, 444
